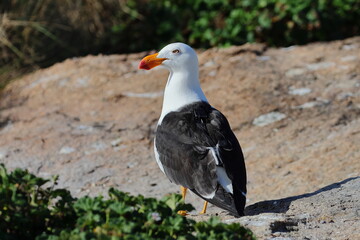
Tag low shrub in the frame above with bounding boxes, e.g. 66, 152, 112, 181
0, 164, 255, 240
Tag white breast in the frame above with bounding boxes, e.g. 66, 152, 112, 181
158, 71, 208, 125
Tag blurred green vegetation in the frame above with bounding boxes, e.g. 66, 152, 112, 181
0, 0, 359, 87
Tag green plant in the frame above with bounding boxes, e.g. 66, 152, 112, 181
0, 164, 76, 240
0, 164, 256, 240
182, 0, 360, 47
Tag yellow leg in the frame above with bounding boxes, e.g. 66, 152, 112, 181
200, 201, 208, 214
180, 186, 187, 201
177, 186, 188, 216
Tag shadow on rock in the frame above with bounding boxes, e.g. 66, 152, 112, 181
245, 176, 359, 216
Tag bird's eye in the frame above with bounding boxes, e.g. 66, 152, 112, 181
172, 49, 180, 54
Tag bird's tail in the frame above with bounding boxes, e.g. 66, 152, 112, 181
192, 185, 245, 217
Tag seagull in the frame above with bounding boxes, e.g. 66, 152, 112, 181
138, 42, 247, 217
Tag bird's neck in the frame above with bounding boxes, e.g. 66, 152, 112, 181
158, 70, 208, 124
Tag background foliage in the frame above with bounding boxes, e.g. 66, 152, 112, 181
0, 0, 359, 86
0, 164, 255, 240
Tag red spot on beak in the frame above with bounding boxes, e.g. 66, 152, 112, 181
138, 59, 151, 70
138, 53, 167, 70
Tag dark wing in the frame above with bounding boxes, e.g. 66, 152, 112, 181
155, 102, 247, 216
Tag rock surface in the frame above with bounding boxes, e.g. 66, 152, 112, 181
1, 37, 360, 239
209, 177, 360, 239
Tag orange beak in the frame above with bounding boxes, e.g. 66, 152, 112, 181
138, 53, 167, 70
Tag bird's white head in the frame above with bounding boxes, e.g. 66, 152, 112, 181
138, 43, 207, 123
138, 42, 198, 73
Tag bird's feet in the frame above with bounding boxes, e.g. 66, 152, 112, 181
177, 186, 189, 216
199, 201, 208, 214
177, 210, 188, 216
180, 186, 187, 200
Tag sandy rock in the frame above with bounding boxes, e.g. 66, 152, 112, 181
237, 177, 360, 239
288, 87, 312, 96
1, 37, 360, 239
285, 68, 307, 77
253, 112, 287, 127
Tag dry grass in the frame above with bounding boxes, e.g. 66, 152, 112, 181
0, 0, 126, 89
0, 0, 121, 63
